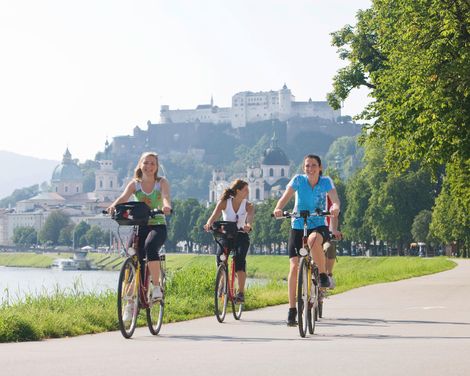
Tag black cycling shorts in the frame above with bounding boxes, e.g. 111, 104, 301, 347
287, 226, 330, 258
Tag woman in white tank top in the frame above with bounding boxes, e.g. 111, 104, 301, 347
204, 179, 254, 303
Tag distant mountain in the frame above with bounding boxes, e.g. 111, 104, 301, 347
0, 151, 58, 199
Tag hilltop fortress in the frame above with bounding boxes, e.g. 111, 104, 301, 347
111, 84, 356, 166
160, 84, 340, 128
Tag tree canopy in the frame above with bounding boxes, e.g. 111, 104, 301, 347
329, 0, 469, 253
329, 0, 469, 170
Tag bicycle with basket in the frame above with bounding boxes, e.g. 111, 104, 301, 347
108, 201, 168, 338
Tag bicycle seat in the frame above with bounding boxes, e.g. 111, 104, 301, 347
113, 201, 151, 225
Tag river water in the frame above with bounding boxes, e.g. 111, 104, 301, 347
0, 266, 118, 304
0, 266, 269, 305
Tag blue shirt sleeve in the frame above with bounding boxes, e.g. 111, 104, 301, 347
287, 174, 301, 191
323, 176, 335, 192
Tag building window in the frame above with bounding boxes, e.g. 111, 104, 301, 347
65, 186, 68, 193
76, 186, 79, 193
281, 168, 285, 176
256, 189, 260, 200
99, 180, 103, 188
269, 168, 274, 177
110, 181, 113, 188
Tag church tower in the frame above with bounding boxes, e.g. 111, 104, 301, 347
94, 140, 120, 202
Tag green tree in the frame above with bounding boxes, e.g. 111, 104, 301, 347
430, 159, 470, 256
13, 226, 37, 247
329, 1, 470, 255
73, 221, 91, 248
58, 224, 73, 246
38, 211, 70, 245
252, 198, 291, 254
325, 136, 364, 180
368, 168, 435, 251
342, 170, 372, 245
191, 203, 216, 253
168, 198, 204, 252
85, 226, 105, 248
411, 210, 432, 243
329, 1, 470, 170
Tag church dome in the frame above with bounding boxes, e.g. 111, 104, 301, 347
51, 148, 83, 182
261, 134, 289, 166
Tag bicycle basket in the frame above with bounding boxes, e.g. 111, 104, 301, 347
113, 201, 150, 225
212, 221, 238, 240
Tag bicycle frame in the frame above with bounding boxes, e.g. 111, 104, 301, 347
219, 245, 237, 302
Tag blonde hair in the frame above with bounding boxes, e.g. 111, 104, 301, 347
134, 152, 159, 181
221, 179, 248, 201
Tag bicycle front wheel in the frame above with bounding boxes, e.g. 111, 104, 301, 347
117, 258, 139, 339
231, 263, 243, 320
297, 258, 309, 338
318, 291, 324, 319
308, 268, 319, 334
214, 264, 228, 323
146, 267, 165, 335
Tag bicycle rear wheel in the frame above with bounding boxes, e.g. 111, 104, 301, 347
297, 258, 309, 338
214, 264, 228, 323
231, 262, 243, 320
146, 263, 165, 335
117, 258, 139, 339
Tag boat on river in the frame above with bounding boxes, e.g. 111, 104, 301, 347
51, 258, 79, 270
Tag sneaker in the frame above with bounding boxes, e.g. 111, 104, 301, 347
123, 301, 135, 322
286, 308, 298, 327
319, 273, 330, 288
235, 292, 245, 303
151, 285, 163, 301
328, 274, 336, 289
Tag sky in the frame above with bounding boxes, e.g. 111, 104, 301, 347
0, 0, 371, 162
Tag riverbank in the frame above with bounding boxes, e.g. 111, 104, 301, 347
0, 256, 456, 342
0, 252, 120, 270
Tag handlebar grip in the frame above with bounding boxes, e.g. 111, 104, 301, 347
271, 211, 291, 218
150, 208, 173, 216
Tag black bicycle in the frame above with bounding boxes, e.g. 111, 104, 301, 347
210, 221, 244, 323
107, 201, 169, 338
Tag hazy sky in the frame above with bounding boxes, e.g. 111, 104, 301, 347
0, 0, 371, 162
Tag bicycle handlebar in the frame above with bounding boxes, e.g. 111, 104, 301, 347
271, 209, 331, 219
102, 208, 173, 218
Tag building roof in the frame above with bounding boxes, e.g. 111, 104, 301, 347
261, 134, 290, 166
196, 104, 212, 110
26, 192, 66, 202
51, 148, 83, 182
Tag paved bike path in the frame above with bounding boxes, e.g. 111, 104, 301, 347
2, 259, 470, 376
